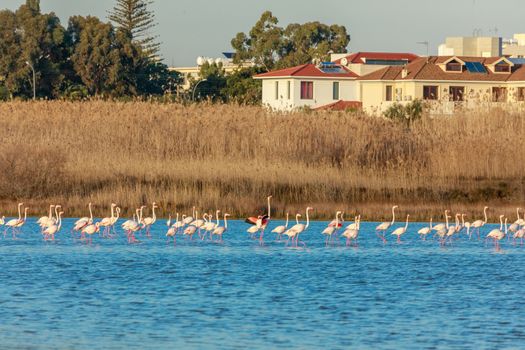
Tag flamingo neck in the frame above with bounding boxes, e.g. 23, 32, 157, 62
305, 208, 310, 229
404, 216, 409, 229
430, 218, 433, 229
224, 214, 228, 229
499, 216, 503, 231
483, 207, 488, 224
89, 203, 93, 221
267, 197, 271, 218
391, 206, 396, 225
110, 205, 115, 220
285, 213, 289, 227
58, 213, 63, 230
18, 204, 22, 220
216, 211, 220, 225
152, 205, 156, 222
445, 213, 449, 229
49, 205, 54, 219
296, 215, 300, 225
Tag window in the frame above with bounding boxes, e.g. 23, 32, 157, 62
492, 87, 507, 102
300, 81, 313, 99
495, 62, 511, 73
287, 81, 291, 100
449, 86, 465, 101
423, 86, 438, 100
386, 85, 393, 101
333, 82, 340, 100
275, 81, 279, 100
446, 61, 463, 72
518, 87, 525, 102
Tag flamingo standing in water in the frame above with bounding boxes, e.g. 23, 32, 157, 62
418, 218, 433, 240
271, 213, 289, 241
375, 205, 398, 243
37, 205, 55, 229
142, 202, 158, 237
322, 211, 341, 246
284, 207, 312, 248
471, 206, 489, 240
99, 203, 117, 237
341, 216, 361, 247
4, 203, 23, 237
82, 222, 101, 245
73, 202, 94, 235
43, 211, 64, 241
0, 216, 4, 226
245, 196, 272, 243
212, 213, 230, 242
11, 206, 29, 238
202, 210, 220, 240
461, 214, 471, 238
391, 214, 409, 243
486, 215, 505, 250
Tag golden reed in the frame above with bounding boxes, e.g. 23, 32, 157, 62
0, 100, 523, 222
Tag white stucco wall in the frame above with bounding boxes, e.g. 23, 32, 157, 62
260, 78, 358, 111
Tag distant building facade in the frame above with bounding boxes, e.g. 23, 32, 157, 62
170, 53, 253, 91
438, 37, 502, 57
359, 56, 525, 114
254, 52, 419, 111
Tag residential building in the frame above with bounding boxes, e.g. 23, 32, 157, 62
358, 56, 525, 114
253, 62, 359, 111
438, 37, 502, 57
253, 52, 420, 111
503, 34, 525, 58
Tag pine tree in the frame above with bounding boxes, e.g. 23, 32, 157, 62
108, 0, 160, 58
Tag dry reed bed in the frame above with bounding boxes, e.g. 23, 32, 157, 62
0, 100, 524, 221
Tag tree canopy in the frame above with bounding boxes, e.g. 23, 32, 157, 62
231, 11, 350, 70
0, 0, 178, 100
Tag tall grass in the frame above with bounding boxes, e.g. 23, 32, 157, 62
0, 101, 523, 221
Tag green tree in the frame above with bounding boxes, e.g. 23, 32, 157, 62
223, 67, 264, 105
192, 62, 227, 101
108, 0, 160, 58
279, 22, 350, 68
68, 16, 122, 96
231, 11, 350, 70
231, 11, 283, 70
0, 1, 69, 99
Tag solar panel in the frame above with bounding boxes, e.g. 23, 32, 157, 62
465, 61, 486, 73
319, 67, 347, 74
473, 62, 487, 73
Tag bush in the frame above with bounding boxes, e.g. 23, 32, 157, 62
384, 99, 425, 129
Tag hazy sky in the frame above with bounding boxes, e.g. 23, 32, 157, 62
3, 0, 525, 66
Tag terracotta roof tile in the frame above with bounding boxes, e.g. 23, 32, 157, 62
333, 52, 419, 64
359, 56, 525, 82
254, 64, 358, 79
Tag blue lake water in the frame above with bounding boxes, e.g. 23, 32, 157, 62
1, 218, 524, 349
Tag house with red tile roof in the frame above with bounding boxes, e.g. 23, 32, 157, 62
253, 62, 359, 111
358, 56, 525, 114
333, 52, 419, 77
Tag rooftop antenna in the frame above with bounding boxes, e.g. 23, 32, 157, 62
417, 41, 429, 56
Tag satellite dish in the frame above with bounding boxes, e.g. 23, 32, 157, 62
341, 57, 348, 66
197, 56, 205, 66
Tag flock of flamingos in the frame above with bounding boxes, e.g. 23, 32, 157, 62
0, 196, 524, 250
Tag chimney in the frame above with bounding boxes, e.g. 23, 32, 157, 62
401, 66, 409, 79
